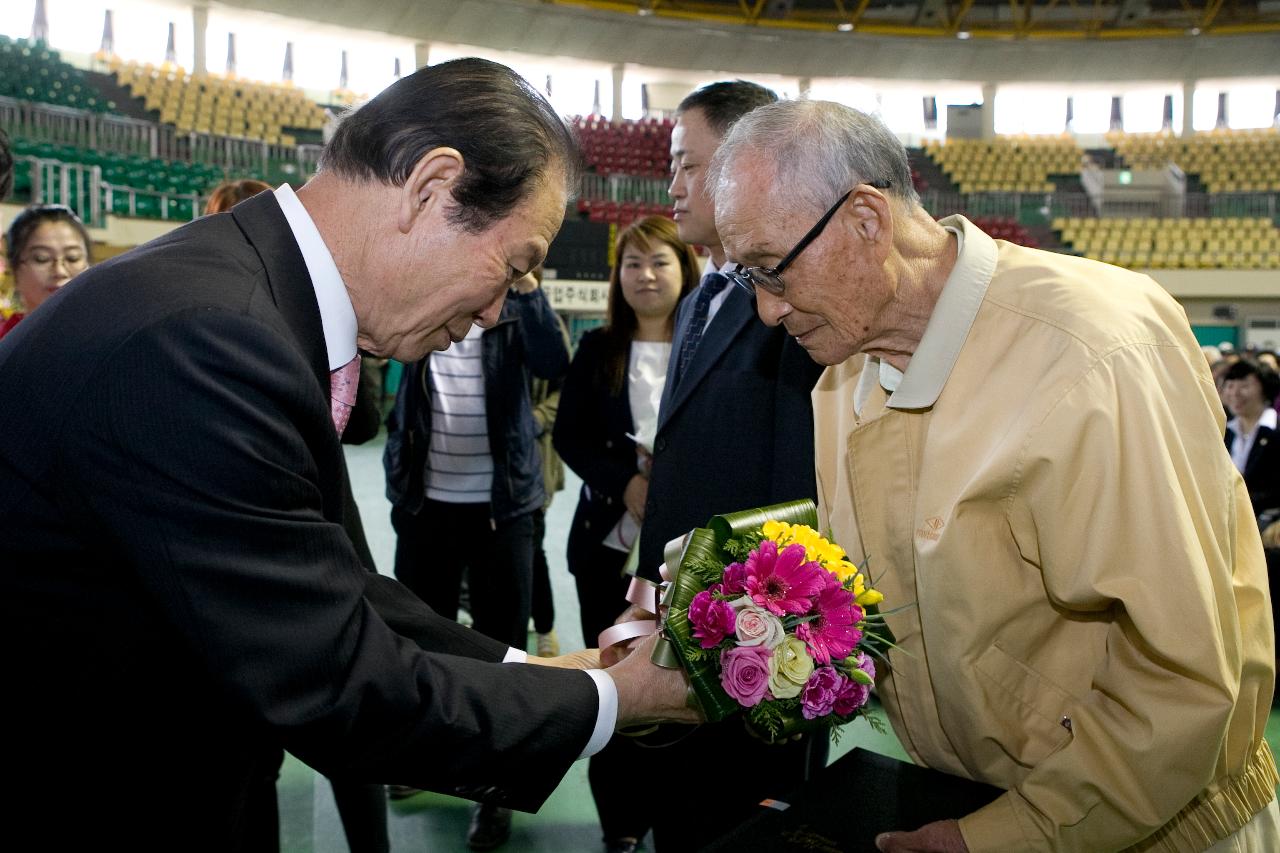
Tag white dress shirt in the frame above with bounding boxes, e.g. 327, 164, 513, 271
272, 184, 617, 759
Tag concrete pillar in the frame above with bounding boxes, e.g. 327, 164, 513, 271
192, 4, 207, 75
981, 82, 997, 139
414, 42, 431, 70
1182, 79, 1196, 137
611, 63, 625, 123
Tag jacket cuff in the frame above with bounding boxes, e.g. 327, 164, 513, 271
958, 792, 1036, 853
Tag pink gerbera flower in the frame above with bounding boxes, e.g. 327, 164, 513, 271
796, 583, 862, 664
744, 541, 825, 616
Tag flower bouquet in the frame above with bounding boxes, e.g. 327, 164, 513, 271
652, 500, 893, 741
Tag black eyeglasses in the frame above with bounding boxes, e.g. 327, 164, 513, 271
724, 181, 890, 298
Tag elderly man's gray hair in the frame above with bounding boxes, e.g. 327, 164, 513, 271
709, 99, 919, 216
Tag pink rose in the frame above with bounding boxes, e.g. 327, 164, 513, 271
688, 590, 737, 649
800, 666, 843, 719
734, 602, 785, 649
719, 645, 772, 707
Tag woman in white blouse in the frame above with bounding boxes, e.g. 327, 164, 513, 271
552, 216, 699, 853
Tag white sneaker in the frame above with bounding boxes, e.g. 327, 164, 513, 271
536, 630, 559, 657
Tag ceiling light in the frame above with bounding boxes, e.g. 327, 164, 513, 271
837, 22, 854, 32
956, 30, 972, 39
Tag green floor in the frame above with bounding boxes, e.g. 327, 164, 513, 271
274, 438, 1280, 852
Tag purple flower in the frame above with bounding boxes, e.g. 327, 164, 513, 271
688, 590, 737, 649
833, 677, 871, 717
720, 645, 772, 707
795, 583, 862, 664
744, 541, 826, 617
722, 562, 748, 596
800, 666, 843, 719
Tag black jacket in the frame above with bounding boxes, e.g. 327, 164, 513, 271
638, 283, 825, 581
383, 287, 569, 522
553, 328, 640, 574
1226, 420, 1280, 519
0, 192, 596, 849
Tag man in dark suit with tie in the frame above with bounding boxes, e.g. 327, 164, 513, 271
601, 81, 828, 853
0, 58, 694, 851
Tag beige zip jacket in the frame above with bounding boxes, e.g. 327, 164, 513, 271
814, 216, 1276, 853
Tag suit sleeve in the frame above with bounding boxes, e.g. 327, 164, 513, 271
554, 331, 637, 501
958, 342, 1264, 851
72, 308, 597, 811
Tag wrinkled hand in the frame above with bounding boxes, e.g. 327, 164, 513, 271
608, 632, 703, 728
524, 648, 601, 670
876, 820, 968, 853
623, 474, 648, 522
599, 603, 656, 667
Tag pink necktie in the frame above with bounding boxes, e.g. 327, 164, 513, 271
329, 354, 361, 436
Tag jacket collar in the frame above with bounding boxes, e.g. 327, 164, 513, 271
657, 283, 756, 431
857, 214, 997, 414
229, 191, 330, 397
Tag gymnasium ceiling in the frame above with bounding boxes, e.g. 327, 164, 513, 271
208, 0, 1280, 82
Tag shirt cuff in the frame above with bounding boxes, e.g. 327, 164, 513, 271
578, 668, 619, 759
505, 647, 617, 758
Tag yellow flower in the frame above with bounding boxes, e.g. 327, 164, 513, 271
856, 588, 885, 607
761, 520, 789, 543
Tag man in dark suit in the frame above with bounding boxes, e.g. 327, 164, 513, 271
1223, 358, 1280, 525
0, 58, 694, 851
602, 82, 828, 853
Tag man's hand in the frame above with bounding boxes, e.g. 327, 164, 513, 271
600, 603, 655, 667
512, 272, 540, 294
607, 632, 702, 728
524, 649, 601, 670
875, 820, 968, 853
623, 473, 648, 521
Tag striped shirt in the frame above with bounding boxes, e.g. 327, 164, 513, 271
425, 325, 492, 504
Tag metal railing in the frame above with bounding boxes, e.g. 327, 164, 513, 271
579, 173, 669, 205
16, 155, 104, 226
0, 96, 321, 180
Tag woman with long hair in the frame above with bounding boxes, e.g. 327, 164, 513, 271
553, 215, 699, 853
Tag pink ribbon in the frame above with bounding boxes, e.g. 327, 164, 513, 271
596, 563, 672, 651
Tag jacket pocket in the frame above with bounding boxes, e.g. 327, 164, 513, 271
971, 642, 1075, 771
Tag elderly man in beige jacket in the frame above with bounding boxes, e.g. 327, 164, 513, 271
709, 99, 1277, 853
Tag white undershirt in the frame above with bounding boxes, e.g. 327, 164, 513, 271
627, 341, 672, 451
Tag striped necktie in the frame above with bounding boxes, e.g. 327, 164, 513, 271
674, 271, 730, 386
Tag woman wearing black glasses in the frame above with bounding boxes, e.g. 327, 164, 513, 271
2, 205, 92, 341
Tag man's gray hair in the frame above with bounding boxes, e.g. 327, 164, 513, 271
709, 99, 919, 215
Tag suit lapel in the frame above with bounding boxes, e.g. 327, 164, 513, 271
229, 192, 329, 397
658, 286, 756, 431
1246, 425, 1275, 480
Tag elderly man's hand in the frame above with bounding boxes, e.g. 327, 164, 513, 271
875, 820, 968, 853
608, 632, 703, 728
599, 603, 656, 667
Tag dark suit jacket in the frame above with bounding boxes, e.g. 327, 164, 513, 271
553, 328, 639, 575
0, 192, 597, 849
637, 283, 825, 581
1226, 421, 1280, 517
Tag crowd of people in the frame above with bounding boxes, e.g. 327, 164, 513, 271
1, 58, 1278, 853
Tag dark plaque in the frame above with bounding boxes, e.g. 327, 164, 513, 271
702, 748, 1003, 852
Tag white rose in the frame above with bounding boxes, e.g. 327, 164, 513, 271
734, 602, 785, 649
767, 636, 814, 699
